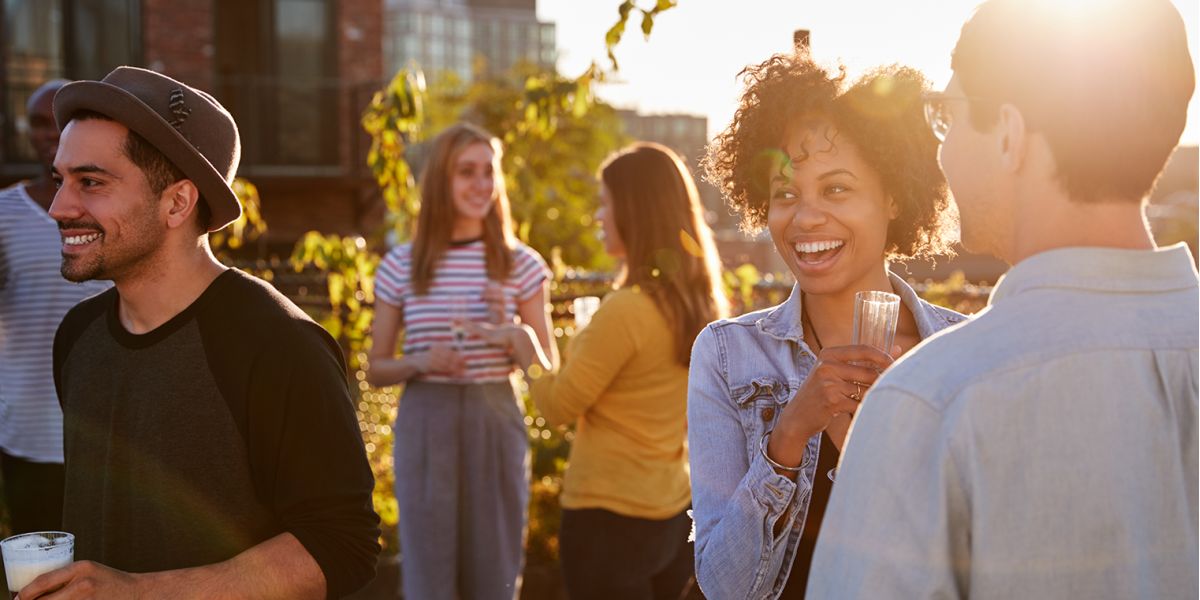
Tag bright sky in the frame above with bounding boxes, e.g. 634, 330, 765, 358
540, 0, 1200, 145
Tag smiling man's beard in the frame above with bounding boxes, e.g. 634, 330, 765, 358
61, 238, 103, 283
60, 201, 165, 283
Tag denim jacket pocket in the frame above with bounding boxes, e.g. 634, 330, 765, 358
734, 376, 792, 458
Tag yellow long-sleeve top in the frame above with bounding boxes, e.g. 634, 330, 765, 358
531, 287, 691, 520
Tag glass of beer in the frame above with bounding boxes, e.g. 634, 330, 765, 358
2, 531, 74, 597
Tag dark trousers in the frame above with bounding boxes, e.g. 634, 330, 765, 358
1, 451, 65, 534
559, 507, 695, 600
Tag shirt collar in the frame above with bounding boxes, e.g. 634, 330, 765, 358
757, 283, 805, 342
757, 271, 951, 343
989, 243, 1199, 306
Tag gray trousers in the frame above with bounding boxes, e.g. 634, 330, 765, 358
394, 380, 530, 600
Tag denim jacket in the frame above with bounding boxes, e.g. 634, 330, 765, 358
686, 273, 966, 600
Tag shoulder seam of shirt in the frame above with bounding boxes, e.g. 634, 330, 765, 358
708, 322, 732, 395
54, 288, 116, 398
871, 382, 949, 414
884, 341, 1197, 415
708, 314, 764, 330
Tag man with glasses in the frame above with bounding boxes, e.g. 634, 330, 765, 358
808, 0, 1197, 597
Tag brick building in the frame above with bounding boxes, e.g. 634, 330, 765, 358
1, 0, 387, 253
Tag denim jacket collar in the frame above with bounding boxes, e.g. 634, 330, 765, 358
756, 283, 806, 343
755, 271, 954, 344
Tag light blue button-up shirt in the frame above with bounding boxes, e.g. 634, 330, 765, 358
809, 244, 1199, 599
687, 272, 965, 599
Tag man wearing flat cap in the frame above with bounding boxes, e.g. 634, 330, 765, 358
16, 67, 380, 599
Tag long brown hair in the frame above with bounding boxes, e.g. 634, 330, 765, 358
411, 123, 515, 295
600, 142, 729, 366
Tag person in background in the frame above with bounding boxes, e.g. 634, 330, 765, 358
0, 79, 108, 542
689, 51, 964, 598
808, 0, 1197, 597
24, 66, 380, 599
366, 123, 557, 600
494, 142, 727, 599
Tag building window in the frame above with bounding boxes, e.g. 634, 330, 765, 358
63, 0, 139, 81
274, 0, 333, 165
404, 38, 420, 65
675, 119, 691, 137
1, 0, 140, 164
215, 0, 337, 168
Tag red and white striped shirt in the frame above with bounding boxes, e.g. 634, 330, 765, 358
375, 239, 550, 383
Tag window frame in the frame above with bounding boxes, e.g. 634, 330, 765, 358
0, 0, 142, 170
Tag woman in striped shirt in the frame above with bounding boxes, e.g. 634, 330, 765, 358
366, 123, 557, 600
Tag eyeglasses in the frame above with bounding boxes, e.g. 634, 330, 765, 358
922, 93, 994, 143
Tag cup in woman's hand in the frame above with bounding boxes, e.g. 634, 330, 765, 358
851, 291, 900, 353
573, 296, 601, 329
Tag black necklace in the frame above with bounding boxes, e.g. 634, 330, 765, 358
800, 293, 823, 353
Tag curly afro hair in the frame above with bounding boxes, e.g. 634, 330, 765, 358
703, 50, 956, 260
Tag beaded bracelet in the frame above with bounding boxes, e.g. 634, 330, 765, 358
759, 431, 803, 473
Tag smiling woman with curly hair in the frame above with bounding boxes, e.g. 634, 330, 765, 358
703, 53, 956, 258
687, 50, 963, 598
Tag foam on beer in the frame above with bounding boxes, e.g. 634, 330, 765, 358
5, 535, 57, 552
2, 534, 73, 592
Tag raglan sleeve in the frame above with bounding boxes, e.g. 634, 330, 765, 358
247, 323, 382, 599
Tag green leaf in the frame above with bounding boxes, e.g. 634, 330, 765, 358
603, 1, 637, 71
640, 10, 655, 38
604, 20, 626, 49
617, 0, 635, 20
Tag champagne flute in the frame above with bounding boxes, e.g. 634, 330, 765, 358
828, 290, 900, 483
449, 296, 468, 353
851, 290, 901, 353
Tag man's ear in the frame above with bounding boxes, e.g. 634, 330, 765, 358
995, 103, 1028, 174
163, 179, 201, 231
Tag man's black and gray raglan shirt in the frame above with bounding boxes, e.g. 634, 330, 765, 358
52, 268, 380, 598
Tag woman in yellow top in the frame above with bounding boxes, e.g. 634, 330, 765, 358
541, 142, 729, 599
467, 142, 727, 598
